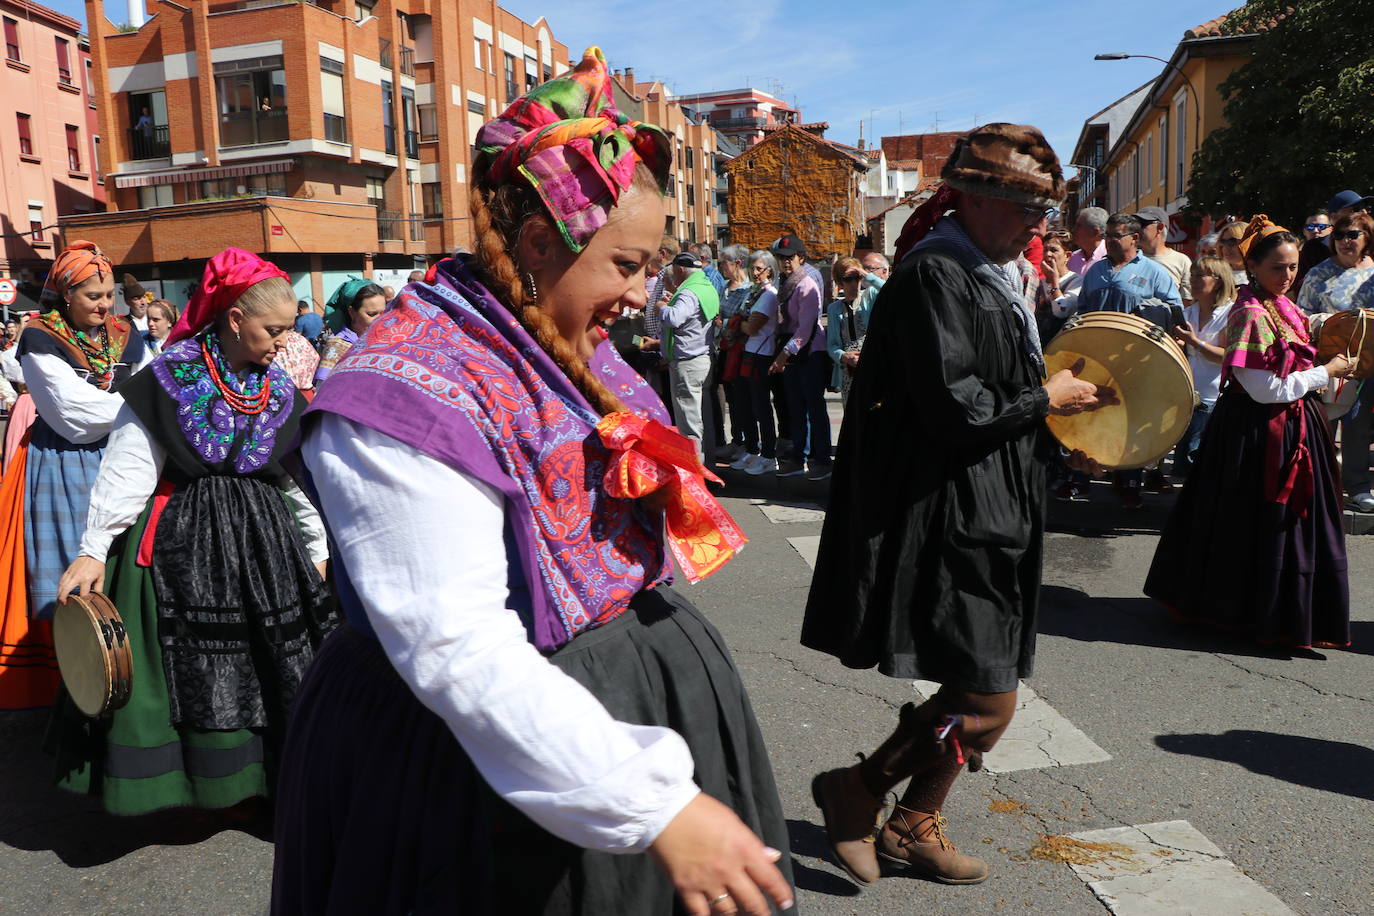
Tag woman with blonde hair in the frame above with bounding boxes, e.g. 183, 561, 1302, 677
825, 256, 883, 404
1169, 256, 1236, 475
1217, 219, 1249, 285
52, 248, 335, 815
271, 49, 793, 916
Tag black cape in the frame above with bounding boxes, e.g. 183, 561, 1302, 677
800, 246, 1051, 693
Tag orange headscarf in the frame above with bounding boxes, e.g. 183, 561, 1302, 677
1237, 214, 1292, 262
46, 240, 113, 298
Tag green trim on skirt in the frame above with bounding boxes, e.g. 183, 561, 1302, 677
51, 503, 268, 815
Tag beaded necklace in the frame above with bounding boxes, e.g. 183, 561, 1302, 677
40, 309, 119, 386
201, 331, 273, 415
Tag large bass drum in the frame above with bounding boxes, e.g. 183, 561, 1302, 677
1043, 311, 1197, 470
53, 591, 132, 717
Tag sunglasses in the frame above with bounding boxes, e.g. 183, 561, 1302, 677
1105, 231, 1136, 240
1333, 230, 1365, 241
1020, 205, 1058, 224
841, 273, 863, 282
1305, 224, 1330, 231
750, 264, 770, 272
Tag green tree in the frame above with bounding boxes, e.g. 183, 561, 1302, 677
1186, 0, 1374, 227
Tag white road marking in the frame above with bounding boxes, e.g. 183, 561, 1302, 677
752, 499, 827, 524
913, 680, 1112, 772
1065, 820, 1296, 916
787, 535, 820, 569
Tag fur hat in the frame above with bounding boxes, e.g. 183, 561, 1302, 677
941, 123, 1065, 208
121, 272, 150, 302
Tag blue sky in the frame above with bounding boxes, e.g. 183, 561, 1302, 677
58, 0, 1230, 174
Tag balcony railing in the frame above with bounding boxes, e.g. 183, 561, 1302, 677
220, 108, 288, 148
377, 209, 401, 240
128, 124, 171, 160
378, 36, 392, 69
713, 117, 767, 130
399, 46, 415, 77
404, 129, 419, 159
410, 217, 425, 241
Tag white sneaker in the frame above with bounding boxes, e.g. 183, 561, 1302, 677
729, 452, 754, 470
745, 455, 777, 476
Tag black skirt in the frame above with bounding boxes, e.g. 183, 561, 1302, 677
1145, 390, 1349, 648
270, 586, 795, 915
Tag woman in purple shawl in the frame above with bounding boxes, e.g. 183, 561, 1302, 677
270, 48, 794, 916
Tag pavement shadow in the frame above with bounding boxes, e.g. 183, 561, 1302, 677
1154, 730, 1374, 802
1338, 621, 1374, 657
0, 710, 271, 868
1038, 585, 1318, 661
785, 819, 861, 897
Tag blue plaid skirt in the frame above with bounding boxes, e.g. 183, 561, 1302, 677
25, 419, 105, 621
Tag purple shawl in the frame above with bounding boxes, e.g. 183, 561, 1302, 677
308, 256, 671, 652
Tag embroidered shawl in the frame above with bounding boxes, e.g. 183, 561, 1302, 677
308, 256, 671, 652
1221, 285, 1316, 385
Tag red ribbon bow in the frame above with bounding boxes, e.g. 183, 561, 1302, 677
597, 412, 747, 582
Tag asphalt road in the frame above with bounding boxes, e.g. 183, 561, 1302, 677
0, 474, 1370, 915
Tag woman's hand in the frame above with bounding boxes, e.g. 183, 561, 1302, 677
1170, 320, 1199, 348
57, 556, 106, 603
1325, 353, 1357, 380
840, 351, 860, 372
649, 793, 794, 916
1065, 449, 1106, 478
768, 355, 787, 376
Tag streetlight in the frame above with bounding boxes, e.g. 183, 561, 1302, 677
1094, 52, 1202, 194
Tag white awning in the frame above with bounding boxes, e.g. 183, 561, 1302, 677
113, 158, 295, 189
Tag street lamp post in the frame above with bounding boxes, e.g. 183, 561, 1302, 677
1094, 52, 1203, 198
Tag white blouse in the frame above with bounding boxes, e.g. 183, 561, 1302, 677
304, 414, 699, 853
23, 352, 127, 444
1233, 365, 1330, 404
78, 404, 328, 565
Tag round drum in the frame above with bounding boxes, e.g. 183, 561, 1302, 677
1315, 308, 1374, 379
1043, 312, 1197, 470
53, 592, 132, 717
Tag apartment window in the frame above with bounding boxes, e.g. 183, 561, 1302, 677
382, 80, 396, 155
366, 176, 385, 208
66, 124, 81, 171
214, 55, 287, 147
504, 52, 517, 103
353, 0, 374, 21
686, 183, 695, 207
28, 204, 43, 243
16, 113, 32, 156
543, 65, 552, 82
524, 55, 537, 91
685, 146, 694, 171
421, 182, 443, 218
3, 17, 19, 62
129, 89, 169, 159
55, 37, 71, 85
1144, 135, 1152, 190
401, 87, 418, 158
93, 136, 102, 183
85, 59, 94, 106
321, 57, 347, 143
473, 38, 486, 72
1175, 96, 1187, 193
137, 184, 174, 208
1158, 116, 1168, 195
418, 102, 437, 142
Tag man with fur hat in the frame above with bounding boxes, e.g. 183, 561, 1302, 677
120, 274, 152, 332
801, 123, 1108, 889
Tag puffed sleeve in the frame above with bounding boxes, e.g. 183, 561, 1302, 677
23, 352, 125, 444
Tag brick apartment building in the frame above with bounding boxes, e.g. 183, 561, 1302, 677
610, 67, 719, 246
1, 0, 105, 311
64, 0, 569, 309
672, 86, 799, 149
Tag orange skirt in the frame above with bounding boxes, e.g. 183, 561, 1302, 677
0, 434, 61, 709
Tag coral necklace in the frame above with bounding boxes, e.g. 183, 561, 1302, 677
201, 339, 273, 415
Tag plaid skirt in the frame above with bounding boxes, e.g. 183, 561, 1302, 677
24, 418, 104, 621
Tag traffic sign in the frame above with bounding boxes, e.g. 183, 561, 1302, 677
0, 279, 17, 307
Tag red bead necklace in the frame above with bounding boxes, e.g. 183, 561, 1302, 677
202, 340, 273, 415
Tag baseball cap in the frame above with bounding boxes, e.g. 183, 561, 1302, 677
671, 252, 704, 268
769, 234, 807, 258
1326, 190, 1374, 213
1133, 206, 1169, 225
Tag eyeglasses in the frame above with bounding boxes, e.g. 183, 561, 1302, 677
1305, 223, 1330, 232
1020, 205, 1058, 224
841, 273, 863, 282
750, 264, 770, 272
1104, 231, 1136, 240
1219, 238, 1241, 247
1333, 230, 1365, 241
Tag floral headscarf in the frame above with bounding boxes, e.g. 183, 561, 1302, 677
475, 46, 672, 252
46, 240, 112, 297
167, 248, 289, 345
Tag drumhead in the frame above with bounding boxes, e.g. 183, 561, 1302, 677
1044, 313, 1196, 469
53, 597, 113, 717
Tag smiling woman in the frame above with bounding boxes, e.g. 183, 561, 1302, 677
271, 47, 795, 916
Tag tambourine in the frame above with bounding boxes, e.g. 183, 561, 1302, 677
53, 591, 132, 717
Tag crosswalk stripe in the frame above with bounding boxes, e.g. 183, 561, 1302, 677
912, 680, 1111, 772
1062, 820, 1296, 915
752, 500, 827, 524
787, 535, 820, 569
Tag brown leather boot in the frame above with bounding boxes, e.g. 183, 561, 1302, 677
876, 805, 989, 885
810, 765, 884, 885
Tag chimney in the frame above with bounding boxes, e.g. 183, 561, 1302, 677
624, 67, 635, 87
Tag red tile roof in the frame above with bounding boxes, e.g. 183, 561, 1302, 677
1185, 6, 1277, 38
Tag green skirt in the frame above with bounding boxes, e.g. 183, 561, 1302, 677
49, 504, 267, 816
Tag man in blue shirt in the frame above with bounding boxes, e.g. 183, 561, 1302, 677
1078, 212, 1182, 318
295, 300, 324, 343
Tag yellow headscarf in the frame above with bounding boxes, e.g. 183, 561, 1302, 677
1237, 214, 1291, 262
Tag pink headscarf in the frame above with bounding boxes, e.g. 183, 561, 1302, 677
167, 248, 289, 345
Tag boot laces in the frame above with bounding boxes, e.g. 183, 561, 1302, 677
890, 806, 955, 852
